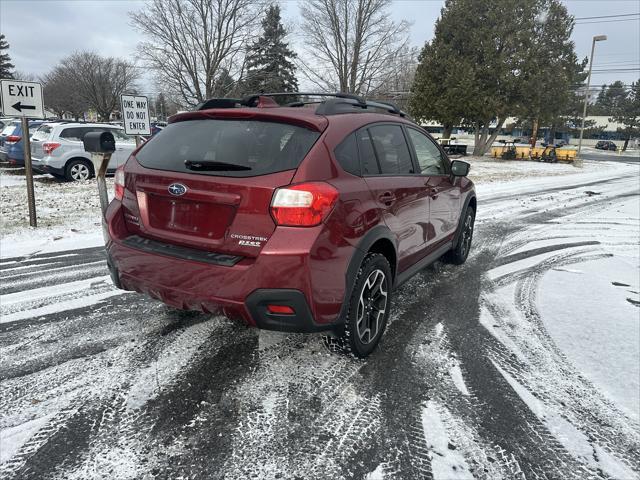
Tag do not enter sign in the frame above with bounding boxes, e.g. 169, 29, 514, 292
121, 95, 151, 136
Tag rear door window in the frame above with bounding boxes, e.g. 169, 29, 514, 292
135, 119, 320, 177
368, 124, 414, 175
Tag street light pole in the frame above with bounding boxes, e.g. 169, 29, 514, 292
577, 34, 607, 167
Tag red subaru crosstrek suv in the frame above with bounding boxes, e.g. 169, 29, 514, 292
105, 93, 476, 357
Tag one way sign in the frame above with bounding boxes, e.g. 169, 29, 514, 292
0, 79, 45, 118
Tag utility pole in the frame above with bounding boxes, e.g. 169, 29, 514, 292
577, 34, 607, 167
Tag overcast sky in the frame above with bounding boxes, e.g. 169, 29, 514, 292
0, 0, 638, 95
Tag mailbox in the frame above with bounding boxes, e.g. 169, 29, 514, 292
83, 131, 116, 153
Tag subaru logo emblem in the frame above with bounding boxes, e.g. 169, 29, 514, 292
168, 183, 187, 196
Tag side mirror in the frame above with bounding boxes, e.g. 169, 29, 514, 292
451, 160, 470, 177
83, 131, 116, 153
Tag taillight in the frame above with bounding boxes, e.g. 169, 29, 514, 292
270, 182, 339, 227
43, 142, 61, 155
6, 135, 21, 144
114, 166, 125, 200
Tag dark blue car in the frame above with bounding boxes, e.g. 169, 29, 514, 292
0, 120, 45, 165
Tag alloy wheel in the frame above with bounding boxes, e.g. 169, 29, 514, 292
460, 211, 474, 257
70, 163, 90, 181
356, 269, 388, 344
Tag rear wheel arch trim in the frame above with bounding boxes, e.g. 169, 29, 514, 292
336, 225, 398, 327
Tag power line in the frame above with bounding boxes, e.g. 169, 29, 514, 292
593, 61, 640, 66
590, 68, 640, 72
574, 13, 639, 20
575, 17, 640, 24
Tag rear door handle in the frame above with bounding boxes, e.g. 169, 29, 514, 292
378, 191, 396, 206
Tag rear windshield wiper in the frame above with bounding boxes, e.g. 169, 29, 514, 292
184, 160, 251, 171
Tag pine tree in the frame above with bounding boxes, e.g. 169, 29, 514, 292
609, 79, 640, 151
0, 34, 15, 79
243, 5, 298, 97
410, 0, 580, 155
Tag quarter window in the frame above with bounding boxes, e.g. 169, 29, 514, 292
356, 129, 380, 175
369, 125, 414, 175
407, 128, 445, 175
334, 133, 360, 176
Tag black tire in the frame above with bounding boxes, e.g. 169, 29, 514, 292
323, 253, 393, 358
65, 159, 94, 182
444, 207, 475, 265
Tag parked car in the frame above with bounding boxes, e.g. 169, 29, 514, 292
595, 140, 617, 151
0, 120, 45, 165
31, 122, 136, 181
104, 94, 476, 357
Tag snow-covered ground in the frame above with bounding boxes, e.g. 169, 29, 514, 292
1, 158, 639, 479
538, 199, 639, 420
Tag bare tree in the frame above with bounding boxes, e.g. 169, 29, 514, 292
298, 0, 410, 95
12, 70, 38, 82
130, 0, 262, 107
42, 67, 90, 119
367, 45, 417, 110
56, 52, 139, 121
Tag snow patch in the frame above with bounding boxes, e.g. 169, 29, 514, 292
421, 401, 474, 480
125, 319, 219, 410
449, 363, 470, 396
0, 414, 53, 463
365, 463, 386, 479
494, 361, 637, 480
0, 289, 128, 324
539, 254, 640, 420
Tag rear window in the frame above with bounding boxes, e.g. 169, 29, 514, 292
135, 119, 320, 177
1, 123, 18, 136
32, 125, 53, 141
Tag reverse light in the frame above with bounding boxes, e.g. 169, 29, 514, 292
114, 166, 125, 200
5, 135, 21, 144
267, 305, 295, 315
270, 182, 339, 227
43, 142, 61, 155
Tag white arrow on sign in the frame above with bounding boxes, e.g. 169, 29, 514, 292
0, 79, 45, 118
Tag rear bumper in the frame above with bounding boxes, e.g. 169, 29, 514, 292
32, 158, 65, 176
105, 203, 350, 333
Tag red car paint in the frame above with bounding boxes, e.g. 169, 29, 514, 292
105, 103, 475, 333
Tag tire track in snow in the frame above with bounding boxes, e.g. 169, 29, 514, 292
1, 309, 220, 479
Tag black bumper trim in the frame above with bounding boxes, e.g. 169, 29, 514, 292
246, 289, 337, 333
121, 235, 243, 267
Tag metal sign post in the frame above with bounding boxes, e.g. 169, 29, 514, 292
1, 79, 45, 228
21, 117, 37, 227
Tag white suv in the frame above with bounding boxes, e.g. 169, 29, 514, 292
31, 122, 135, 181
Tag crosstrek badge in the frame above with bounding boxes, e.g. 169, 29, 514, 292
230, 233, 268, 247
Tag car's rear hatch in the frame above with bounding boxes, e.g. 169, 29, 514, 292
30, 124, 54, 158
120, 111, 326, 258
